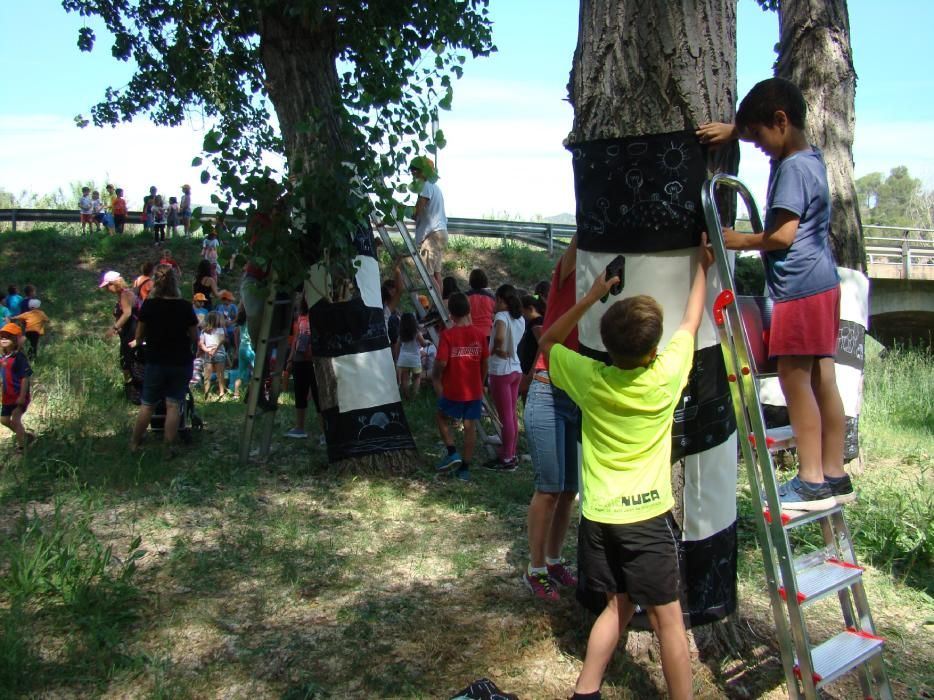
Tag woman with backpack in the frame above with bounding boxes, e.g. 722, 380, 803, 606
100, 270, 142, 397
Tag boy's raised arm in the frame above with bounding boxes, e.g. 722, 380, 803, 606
539, 271, 616, 361
678, 234, 715, 337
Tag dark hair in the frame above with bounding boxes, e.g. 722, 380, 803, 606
496, 284, 522, 319
381, 278, 397, 305
140, 261, 155, 276
195, 259, 213, 279
115, 188, 123, 196
0, 292, 7, 303
235, 305, 247, 326
533, 280, 550, 301
468, 268, 488, 290
7, 285, 18, 295
23, 284, 35, 297
441, 276, 460, 300
447, 292, 470, 319
169, 196, 177, 204
399, 312, 418, 342
521, 294, 545, 316
150, 264, 180, 299
600, 295, 664, 365
736, 77, 807, 131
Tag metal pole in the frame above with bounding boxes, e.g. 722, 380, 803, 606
546, 224, 554, 257
11, 209, 16, 233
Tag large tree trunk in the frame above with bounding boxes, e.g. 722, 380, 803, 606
775, 0, 865, 271
258, 8, 417, 472
569, 0, 743, 663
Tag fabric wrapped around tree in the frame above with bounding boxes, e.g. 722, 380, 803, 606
308, 223, 416, 470
568, 130, 738, 628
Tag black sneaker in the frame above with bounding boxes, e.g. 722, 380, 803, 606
483, 457, 518, 472
777, 476, 836, 512
825, 474, 857, 505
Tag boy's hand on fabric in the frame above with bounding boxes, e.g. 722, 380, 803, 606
700, 233, 715, 271
696, 122, 737, 146
587, 270, 618, 303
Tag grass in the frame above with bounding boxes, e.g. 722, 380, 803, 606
0, 226, 931, 698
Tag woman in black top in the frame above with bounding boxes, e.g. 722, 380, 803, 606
517, 293, 546, 401
193, 259, 219, 308
129, 264, 199, 451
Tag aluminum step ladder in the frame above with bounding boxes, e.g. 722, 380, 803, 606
372, 217, 502, 455
238, 278, 296, 463
702, 173, 892, 700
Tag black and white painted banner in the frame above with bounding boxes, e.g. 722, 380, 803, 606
308, 223, 415, 462
569, 131, 738, 627
759, 267, 869, 462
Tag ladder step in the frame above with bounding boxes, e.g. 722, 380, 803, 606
779, 559, 863, 606
795, 628, 884, 689
747, 425, 795, 451
763, 503, 842, 529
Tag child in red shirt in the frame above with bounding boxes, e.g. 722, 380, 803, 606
432, 292, 489, 481
0, 323, 33, 452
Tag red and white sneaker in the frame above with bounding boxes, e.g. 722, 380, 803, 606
523, 570, 559, 601
547, 561, 578, 588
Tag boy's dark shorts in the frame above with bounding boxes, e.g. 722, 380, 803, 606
437, 397, 482, 421
577, 511, 681, 607
1, 401, 28, 417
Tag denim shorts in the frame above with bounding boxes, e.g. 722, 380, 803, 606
524, 373, 581, 493
141, 363, 192, 406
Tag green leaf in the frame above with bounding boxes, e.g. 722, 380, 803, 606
191, 156, 203, 167
200, 170, 210, 184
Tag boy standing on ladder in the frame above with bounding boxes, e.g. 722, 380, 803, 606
698, 77, 852, 512
410, 156, 447, 296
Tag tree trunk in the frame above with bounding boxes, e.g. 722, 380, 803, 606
258, 7, 417, 472
775, 0, 865, 271
569, 0, 744, 662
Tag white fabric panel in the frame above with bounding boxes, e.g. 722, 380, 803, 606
680, 436, 738, 541
576, 248, 721, 352
839, 267, 870, 326
334, 347, 400, 412
303, 264, 330, 308
354, 255, 382, 310
836, 364, 863, 417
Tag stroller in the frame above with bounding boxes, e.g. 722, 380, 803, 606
150, 389, 203, 444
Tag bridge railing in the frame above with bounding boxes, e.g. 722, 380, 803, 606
3, 209, 933, 278
864, 225, 934, 280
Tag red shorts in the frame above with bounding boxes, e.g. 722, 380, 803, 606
768, 285, 840, 358
80, 213, 93, 224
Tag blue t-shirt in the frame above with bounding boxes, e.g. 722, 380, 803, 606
6, 294, 23, 315
0, 306, 10, 322
764, 147, 839, 301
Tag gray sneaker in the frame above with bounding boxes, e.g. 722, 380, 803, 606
777, 476, 836, 512
826, 474, 856, 505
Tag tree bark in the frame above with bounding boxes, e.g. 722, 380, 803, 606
775, 0, 865, 271
569, 0, 743, 661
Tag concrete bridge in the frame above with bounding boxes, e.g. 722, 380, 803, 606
865, 227, 934, 346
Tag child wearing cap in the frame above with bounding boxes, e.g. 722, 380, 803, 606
0, 323, 33, 452
12, 299, 50, 361
192, 293, 209, 327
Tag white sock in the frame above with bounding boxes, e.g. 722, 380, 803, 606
546, 556, 563, 566
528, 563, 548, 576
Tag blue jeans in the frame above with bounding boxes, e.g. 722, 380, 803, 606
524, 373, 581, 493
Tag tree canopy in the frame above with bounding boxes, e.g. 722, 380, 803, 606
63, 0, 495, 284
856, 166, 933, 229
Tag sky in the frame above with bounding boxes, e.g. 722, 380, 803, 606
1, 1, 932, 220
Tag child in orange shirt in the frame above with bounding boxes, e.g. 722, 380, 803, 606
12, 299, 50, 361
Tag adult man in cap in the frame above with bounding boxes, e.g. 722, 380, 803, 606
410, 156, 448, 295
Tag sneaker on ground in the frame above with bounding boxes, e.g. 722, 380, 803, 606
826, 474, 857, 505
546, 561, 578, 588
524, 571, 559, 601
483, 457, 518, 472
455, 466, 470, 482
436, 451, 463, 473
777, 475, 836, 512
284, 428, 308, 439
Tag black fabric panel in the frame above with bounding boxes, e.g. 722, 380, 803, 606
321, 402, 415, 462
835, 320, 865, 371
310, 298, 388, 358
568, 130, 707, 253
352, 220, 378, 260
578, 343, 735, 460
575, 521, 737, 629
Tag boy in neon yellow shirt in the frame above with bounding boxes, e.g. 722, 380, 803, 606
540, 236, 713, 700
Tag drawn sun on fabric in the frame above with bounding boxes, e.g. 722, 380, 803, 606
568, 130, 706, 253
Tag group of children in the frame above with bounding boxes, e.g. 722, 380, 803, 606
77, 183, 194, 240
0, 284, 47, 452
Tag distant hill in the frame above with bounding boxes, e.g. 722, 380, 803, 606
541, 212, 576, 225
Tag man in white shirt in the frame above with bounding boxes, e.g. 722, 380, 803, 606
411, 156, 448, 295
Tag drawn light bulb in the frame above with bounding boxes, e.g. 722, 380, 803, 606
664, 181, 683, 203
625, 169, 643, 201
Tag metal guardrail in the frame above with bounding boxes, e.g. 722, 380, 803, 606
2, 209, 932, 271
